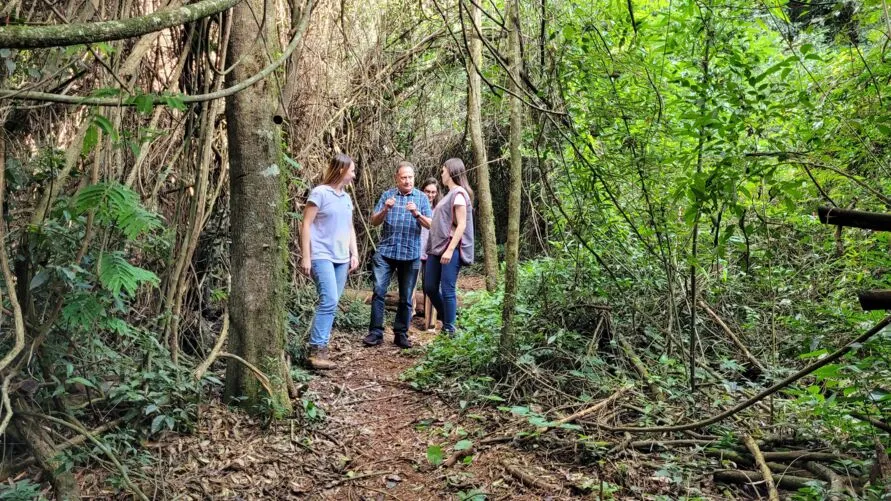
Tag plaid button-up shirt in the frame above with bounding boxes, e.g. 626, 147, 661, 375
374, 187, 432, 261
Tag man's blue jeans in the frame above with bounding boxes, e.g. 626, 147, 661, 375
423, 255, 461, 333
309, 259, 349, 347
368, 252, 420, 340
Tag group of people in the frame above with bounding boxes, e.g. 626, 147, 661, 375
300, 155, 475, 370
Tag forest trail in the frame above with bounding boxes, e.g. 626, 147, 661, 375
135, 276, 597, 500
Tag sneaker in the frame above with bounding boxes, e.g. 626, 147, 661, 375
362, 332, 383, 346
307, 345, 336, 370
394, 333, 413, 349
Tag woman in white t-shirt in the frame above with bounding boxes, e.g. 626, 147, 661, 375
301, 154, 359, 369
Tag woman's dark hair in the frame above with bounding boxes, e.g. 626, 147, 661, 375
320, 153, 354, 186
443, 158, 473, 202
420, 177, 441, 207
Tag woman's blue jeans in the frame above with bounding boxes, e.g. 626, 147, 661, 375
309, 259, 349, 347
423, 255, 461, 333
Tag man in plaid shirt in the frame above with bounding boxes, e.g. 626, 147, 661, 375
363, 161, 433, 348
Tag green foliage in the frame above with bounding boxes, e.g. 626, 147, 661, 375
426, 444, 444, 466
74, 182, 163, 240
406, 257, 622, 402
97, 252, 160, 296
0, 479, 47, 501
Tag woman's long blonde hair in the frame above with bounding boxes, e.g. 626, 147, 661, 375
320, 153, 354, 186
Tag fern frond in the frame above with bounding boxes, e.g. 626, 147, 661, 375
74, 183, 162, 240
98, 252, 160, 296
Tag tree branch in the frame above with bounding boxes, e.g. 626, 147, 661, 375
0, 0, 315, 106
0, 0, 241, 49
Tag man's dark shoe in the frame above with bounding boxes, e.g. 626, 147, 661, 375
394, 333, 413, 349
363, 333, 383, 346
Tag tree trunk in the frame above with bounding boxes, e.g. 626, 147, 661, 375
223, 0, 292, 417
499, 0, 523, 362
466, 1, 499, 292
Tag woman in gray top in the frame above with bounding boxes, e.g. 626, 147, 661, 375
301, 154, 359, 369
423, 158, 474, 335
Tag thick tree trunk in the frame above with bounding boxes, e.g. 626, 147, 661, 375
499, 0, 523, 361
466, 2, 499, 292
223, 0, 292, 417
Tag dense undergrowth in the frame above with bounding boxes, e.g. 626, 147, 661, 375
404, 224, 891, 497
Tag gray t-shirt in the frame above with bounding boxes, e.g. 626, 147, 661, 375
307, 185, 353, 263
427, 187, 474, 264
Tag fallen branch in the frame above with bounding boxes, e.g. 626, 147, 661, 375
23, 412, 148, 500
703, 449, 812, 477
760, 451, 851, 463
626, 439, 717, 451
851, 412, 891, 434
805, 462, 855, 500
503, 462, 561, 492
443, 447, 474, 467
699, 301, 768, 375
12, 411, 79, 499
743, 434, 779, 501
0, 416, 127, 480
535, 386, 630, 434
607, 313, 891, 433
713, 470, 824, 491
218, 352, 274, 397
193, 311, 229, 380
616, 334, 663, 400
606, 432, 634, 455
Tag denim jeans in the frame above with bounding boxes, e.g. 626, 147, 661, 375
309, 259, 349, 347
369, 252, 420, 339
423, 255, 461, 333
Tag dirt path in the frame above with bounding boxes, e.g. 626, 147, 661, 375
141, 278, 586, 500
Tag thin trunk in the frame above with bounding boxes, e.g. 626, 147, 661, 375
689, 11, 712, 393
500, 0, 522, 361
223, 0, 292, 416
466, 0, 499, 292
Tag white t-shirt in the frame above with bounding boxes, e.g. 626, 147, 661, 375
307, 185, 353, 263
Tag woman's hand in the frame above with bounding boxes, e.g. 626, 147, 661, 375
301, 257, 312, 277
350, 255, 359, 272
440, 248, 454, 264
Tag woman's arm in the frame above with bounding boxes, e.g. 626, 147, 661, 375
301, 204, 319, 275
414, 213, 432, 229
440, 204, 467, 264
349, 225, 359, 272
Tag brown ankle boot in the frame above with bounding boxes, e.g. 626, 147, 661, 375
307, 345, 337, 370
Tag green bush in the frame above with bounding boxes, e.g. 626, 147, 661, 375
405, 257, 617, 399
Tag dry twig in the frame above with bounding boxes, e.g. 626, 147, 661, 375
743, 434, 779, 501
